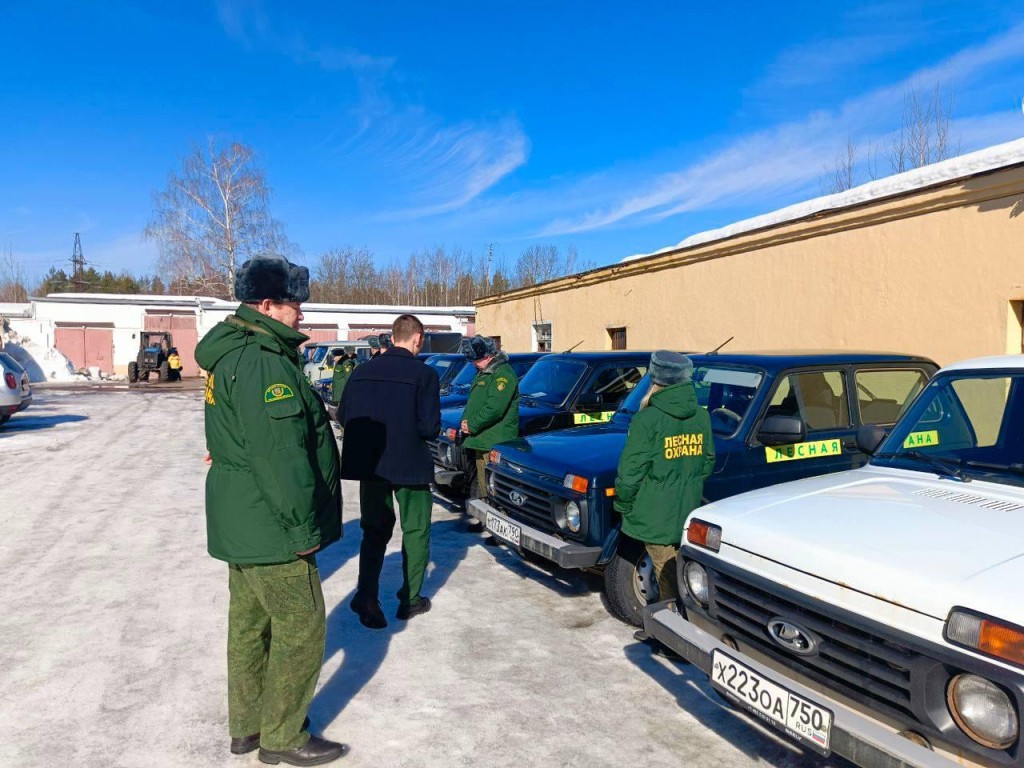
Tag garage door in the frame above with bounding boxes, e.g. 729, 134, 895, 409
55, 326, 114, 374
145, 313, 199, 377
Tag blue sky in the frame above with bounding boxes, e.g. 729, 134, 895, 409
2, 1, 1024, 280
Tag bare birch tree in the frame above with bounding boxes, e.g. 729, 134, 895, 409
820, 136, 858, 194
889, 84, 960, 174
145, 139, 290, 299
0, 244, 30, 302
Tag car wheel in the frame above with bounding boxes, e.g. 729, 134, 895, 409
128, 362, 139, 383
604, 537, 659, 626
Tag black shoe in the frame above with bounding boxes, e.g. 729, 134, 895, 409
465, 520, 484, 533
258, 734, 349, 766
633, 630, 688, 663
350, 591, 387, 629
482, 535, 501, 547
396, 596, 432, 620
231, 718, 311, 755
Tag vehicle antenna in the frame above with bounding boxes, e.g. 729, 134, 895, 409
706, 336, 734, 355
562, 340, 584, 353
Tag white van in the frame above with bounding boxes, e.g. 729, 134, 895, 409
644, 355, 1024, 768
302, 340, 370, 383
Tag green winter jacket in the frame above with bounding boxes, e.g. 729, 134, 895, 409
613, 382, 715, 546
461, 352, 519, 451
196, 304, 342, 564
331, 358, 356, 405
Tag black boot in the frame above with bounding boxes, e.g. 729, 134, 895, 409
258, 734, 349, 765
231, 718, 311, 755
350, 591, 387, 629
396, 596, 432, 620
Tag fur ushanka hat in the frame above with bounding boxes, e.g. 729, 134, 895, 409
649, 350, 694, 386
235, 253, 310, 303
462, 335, 498, 362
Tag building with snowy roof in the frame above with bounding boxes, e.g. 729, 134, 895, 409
474, 138, 1024, 365
1, 295, 474, 378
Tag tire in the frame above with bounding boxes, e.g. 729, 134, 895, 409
158, 361, 170, 382
140, 370, 150, 382
128, 362, 139, 383
0, 414, 9, 426
604, 537, 659, 627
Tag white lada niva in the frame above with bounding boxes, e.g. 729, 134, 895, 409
643, 355, 1024, 768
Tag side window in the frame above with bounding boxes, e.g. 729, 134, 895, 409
855, 369, 929, 426
767, 370, 849, 431
579, 364, 648, 409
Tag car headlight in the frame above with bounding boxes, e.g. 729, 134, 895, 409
947, 673, 1018, 749
565, 501, 581, 532
445, 444, 455, 465
683, 560, 710, 607
486, 469, 497, 496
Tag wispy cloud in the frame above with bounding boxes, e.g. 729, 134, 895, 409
538, 23, 1024, 237
370, 115, 529, 220
216, 0, 393, 75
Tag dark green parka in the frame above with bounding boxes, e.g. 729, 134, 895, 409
331, 358, 356, 405
614, 382, 715, 545
461, 352, 519, 451
196, 304, 342, 564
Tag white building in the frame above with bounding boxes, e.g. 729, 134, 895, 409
1, 294, 475, 377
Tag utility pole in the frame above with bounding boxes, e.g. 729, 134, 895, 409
70, 233, 86, 292
485, 242, 493, 291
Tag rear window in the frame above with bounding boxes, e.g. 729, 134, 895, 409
0, 352, 25, 374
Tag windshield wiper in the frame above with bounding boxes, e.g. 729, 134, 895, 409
874, 451, 970, 482
964, 460, 1024, 476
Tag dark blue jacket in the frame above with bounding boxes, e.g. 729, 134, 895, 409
338, 346, 441, 486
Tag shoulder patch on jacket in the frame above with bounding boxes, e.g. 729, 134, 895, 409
264, 383, 295, 403
496, 376, 508, 391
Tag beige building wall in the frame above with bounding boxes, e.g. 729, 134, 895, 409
477, 166, 1024, 366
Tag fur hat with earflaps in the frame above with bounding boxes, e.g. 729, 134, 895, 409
649, 350, 694, 386
462, 335, 498, 362
235, 253, 310, 303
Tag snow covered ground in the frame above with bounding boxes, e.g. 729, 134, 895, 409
0, 390, 846, 768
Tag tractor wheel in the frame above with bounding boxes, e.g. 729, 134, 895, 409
140, 370, 150, 382
604, 537, 659, 627
128, 362, 139, 383
158, 361, 171, 382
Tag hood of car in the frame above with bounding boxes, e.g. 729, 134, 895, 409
500, 423, 628, 483
699, 466, 1024, 621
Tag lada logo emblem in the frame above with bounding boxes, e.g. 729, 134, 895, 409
766, 618, 818, 656
508, 491, 526, 507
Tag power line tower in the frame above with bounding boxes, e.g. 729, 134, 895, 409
70, 233, 85, 292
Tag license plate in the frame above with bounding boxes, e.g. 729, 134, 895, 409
485, 511, 521, 547
711, 649, 832, 756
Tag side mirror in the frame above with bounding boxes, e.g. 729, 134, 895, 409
757, 415, 806, 447
856, 424, 888, 455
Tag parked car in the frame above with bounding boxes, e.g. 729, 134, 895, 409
0, 352, 32, 425
432, 351, 652, 498
424, 353, 470, 395
302, 340, 371, 383
439, 353, 547, 409
469, 352, 938, 624
642, 354, 1024, 768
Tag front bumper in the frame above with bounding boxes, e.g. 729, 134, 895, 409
467, 499, 601, 568
642, 601, 960, 768
434, 466, 465, 487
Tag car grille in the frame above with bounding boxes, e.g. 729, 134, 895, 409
707, 565, 923, 721
489, 470, 558, 535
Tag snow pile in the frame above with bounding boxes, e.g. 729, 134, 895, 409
1, 325, 82, 382
621, 136, 1024, 264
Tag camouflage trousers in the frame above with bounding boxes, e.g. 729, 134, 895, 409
227, 556, 325, 751
358, 481, 432, 609
645, 543, 680, 603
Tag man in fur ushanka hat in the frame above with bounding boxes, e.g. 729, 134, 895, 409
195, 253, 348, 765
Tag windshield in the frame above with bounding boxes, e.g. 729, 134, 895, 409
426, 356, 466, 387
519, 358, 588, 406
448, 360, 478, 393
874, 371, 1024, 488
310, 346, 330, 364
614, 365, 764, 436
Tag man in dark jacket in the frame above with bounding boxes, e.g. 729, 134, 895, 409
195, 253, 347, 765
338, 314, 441, 629
459, 336, 519, 500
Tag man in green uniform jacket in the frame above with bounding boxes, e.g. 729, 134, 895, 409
614, 351, 715, 603
459, 335, 519, 500
195, 253, 347, 766
331, 352, 356, 405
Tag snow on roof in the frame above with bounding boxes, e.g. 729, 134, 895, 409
621, 137, 1024, 264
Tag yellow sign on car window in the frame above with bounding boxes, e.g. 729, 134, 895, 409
574, 411, 614, 425
903, 430, 939, 449
765, 438, 843, 464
